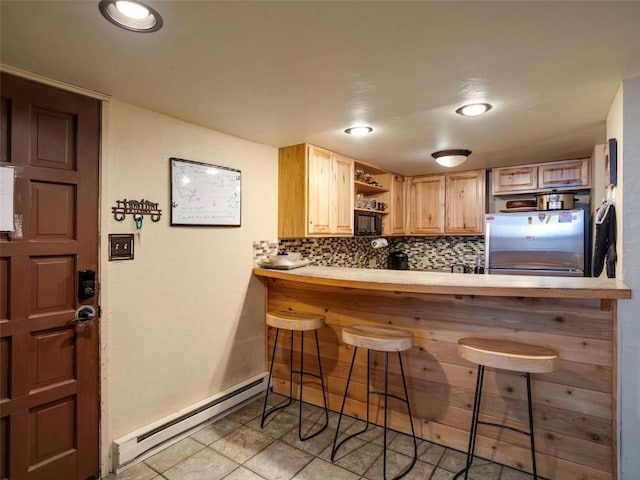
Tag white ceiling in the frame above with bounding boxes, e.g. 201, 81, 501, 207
2, 1, 640, 175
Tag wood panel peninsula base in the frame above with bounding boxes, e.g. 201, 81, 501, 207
253, 266, 631, 480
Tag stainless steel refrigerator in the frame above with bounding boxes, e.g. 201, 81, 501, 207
484, 209, 587, 276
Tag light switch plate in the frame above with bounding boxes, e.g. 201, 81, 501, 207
109, 234, 134, 261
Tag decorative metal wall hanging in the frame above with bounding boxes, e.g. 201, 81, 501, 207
112, 199, 162, 222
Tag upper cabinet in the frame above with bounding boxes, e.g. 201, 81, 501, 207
390, 174, 406, 235
445, 170, 486, 234
279, 144, 354, 237
492, 158, 590, 195
408, 169, 486, 235
408, 175, 445, 234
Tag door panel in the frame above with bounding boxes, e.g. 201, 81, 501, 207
0, 73, 100, 480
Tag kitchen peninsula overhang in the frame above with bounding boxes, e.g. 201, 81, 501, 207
253, 266, 631, 300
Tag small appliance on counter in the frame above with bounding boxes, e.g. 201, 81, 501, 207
387, 251, 409, 270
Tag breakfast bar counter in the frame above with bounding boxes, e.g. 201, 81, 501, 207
253, 266, 631, 480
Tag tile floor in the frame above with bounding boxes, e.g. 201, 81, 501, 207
106, 395, 536, 480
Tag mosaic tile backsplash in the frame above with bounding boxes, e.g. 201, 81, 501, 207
254, 236, 484, 271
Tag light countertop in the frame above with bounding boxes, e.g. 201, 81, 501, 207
253, 266, 631, 300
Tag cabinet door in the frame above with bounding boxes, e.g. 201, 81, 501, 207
446, 170, 486, 234
538, 159, 590, 190
492, 165, 537, 195
333, 154, 354, 235
390, 174, 406, 235
409, 175, 445, 234
307, 146, 333, 234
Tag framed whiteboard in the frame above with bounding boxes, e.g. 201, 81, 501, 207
170, 157, 241, 226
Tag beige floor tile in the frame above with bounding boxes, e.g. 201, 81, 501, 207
438, 449, 466, 472
210, 425, 274, 464
191, 417, 243, 446
330, 441, 384, 476
417, 440, 445, 466
244, 441, 313, 480
163, 448, 237, 480
280, 423, 336, 456
291, 457, 359, 480
317, 435, 366, 463
386, 432, 418, 456
247, 411, 300, 439
430, 467, 456, 480
106, 462, 158, 480
466, 461, 502, 480
228, 400, 266, 425
145, 438, 206, 473
223, 466, 267, 480
363, 449, 419, 480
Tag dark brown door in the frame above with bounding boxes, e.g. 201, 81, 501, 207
0, 74, 100, 480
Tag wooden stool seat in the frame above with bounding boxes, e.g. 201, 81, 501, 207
342, 325, 415, 352
458, 337, 558, 373
266, 310, 325, 331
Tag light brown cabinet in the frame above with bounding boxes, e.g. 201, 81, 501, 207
492, 158, 590, 195
408, 169, 486, 235
445, 170, 486, 234
492, 165, 538, 195
408, 175, 445, 234
390, 174, 406, 235
278, 144, 354, 237
538, 159, 590, 190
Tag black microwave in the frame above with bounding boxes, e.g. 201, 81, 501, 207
354, 210, 383, 236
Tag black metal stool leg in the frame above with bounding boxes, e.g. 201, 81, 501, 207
526, 373, 538, 480
297, 329, 329, 441
261, 328, 292, 427
394, 351, 417, 479
332, 346, 359, 460
463, 364, 485, 480
383, 352, 389, 479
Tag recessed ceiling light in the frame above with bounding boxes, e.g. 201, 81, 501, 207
99, 0, 163, 32
455, 103, 493, 117
344, 126, 373, 136
431, 149, 472, 167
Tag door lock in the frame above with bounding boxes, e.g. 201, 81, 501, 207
66, 305, 96, 327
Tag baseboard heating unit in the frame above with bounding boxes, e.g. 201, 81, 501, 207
113, 372, 269, 472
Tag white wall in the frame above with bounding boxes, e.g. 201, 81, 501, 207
614, 77, 640, 480
99, 100, 278, 472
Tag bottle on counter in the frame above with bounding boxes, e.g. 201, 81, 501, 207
474, 255, 485, 274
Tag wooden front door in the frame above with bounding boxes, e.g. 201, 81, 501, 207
0, 74, 100, 480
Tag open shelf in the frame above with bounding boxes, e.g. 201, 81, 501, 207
355, 181, 388, 194
354, 207, 389, 215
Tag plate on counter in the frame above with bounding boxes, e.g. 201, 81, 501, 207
259, 259, 311, 270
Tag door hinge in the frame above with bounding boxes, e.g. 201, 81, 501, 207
97, 305, 102, 318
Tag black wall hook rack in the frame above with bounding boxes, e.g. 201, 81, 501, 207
112, 199, 162, 222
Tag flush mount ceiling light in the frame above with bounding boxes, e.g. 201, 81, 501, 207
431, 149, 472, 168
455, 103, 493, 117
344, 126, 373, 136
99, 0, 163, 32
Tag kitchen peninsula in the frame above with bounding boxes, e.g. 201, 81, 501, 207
253, 266, 631, 480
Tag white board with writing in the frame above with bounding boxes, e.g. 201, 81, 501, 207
170, 158, 241, 226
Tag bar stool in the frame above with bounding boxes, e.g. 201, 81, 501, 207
261, 310, 329, 440
331, 325, 417, 480
456, 337, 558, 480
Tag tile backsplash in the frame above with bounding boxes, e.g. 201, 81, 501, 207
254, 236, 484, 270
